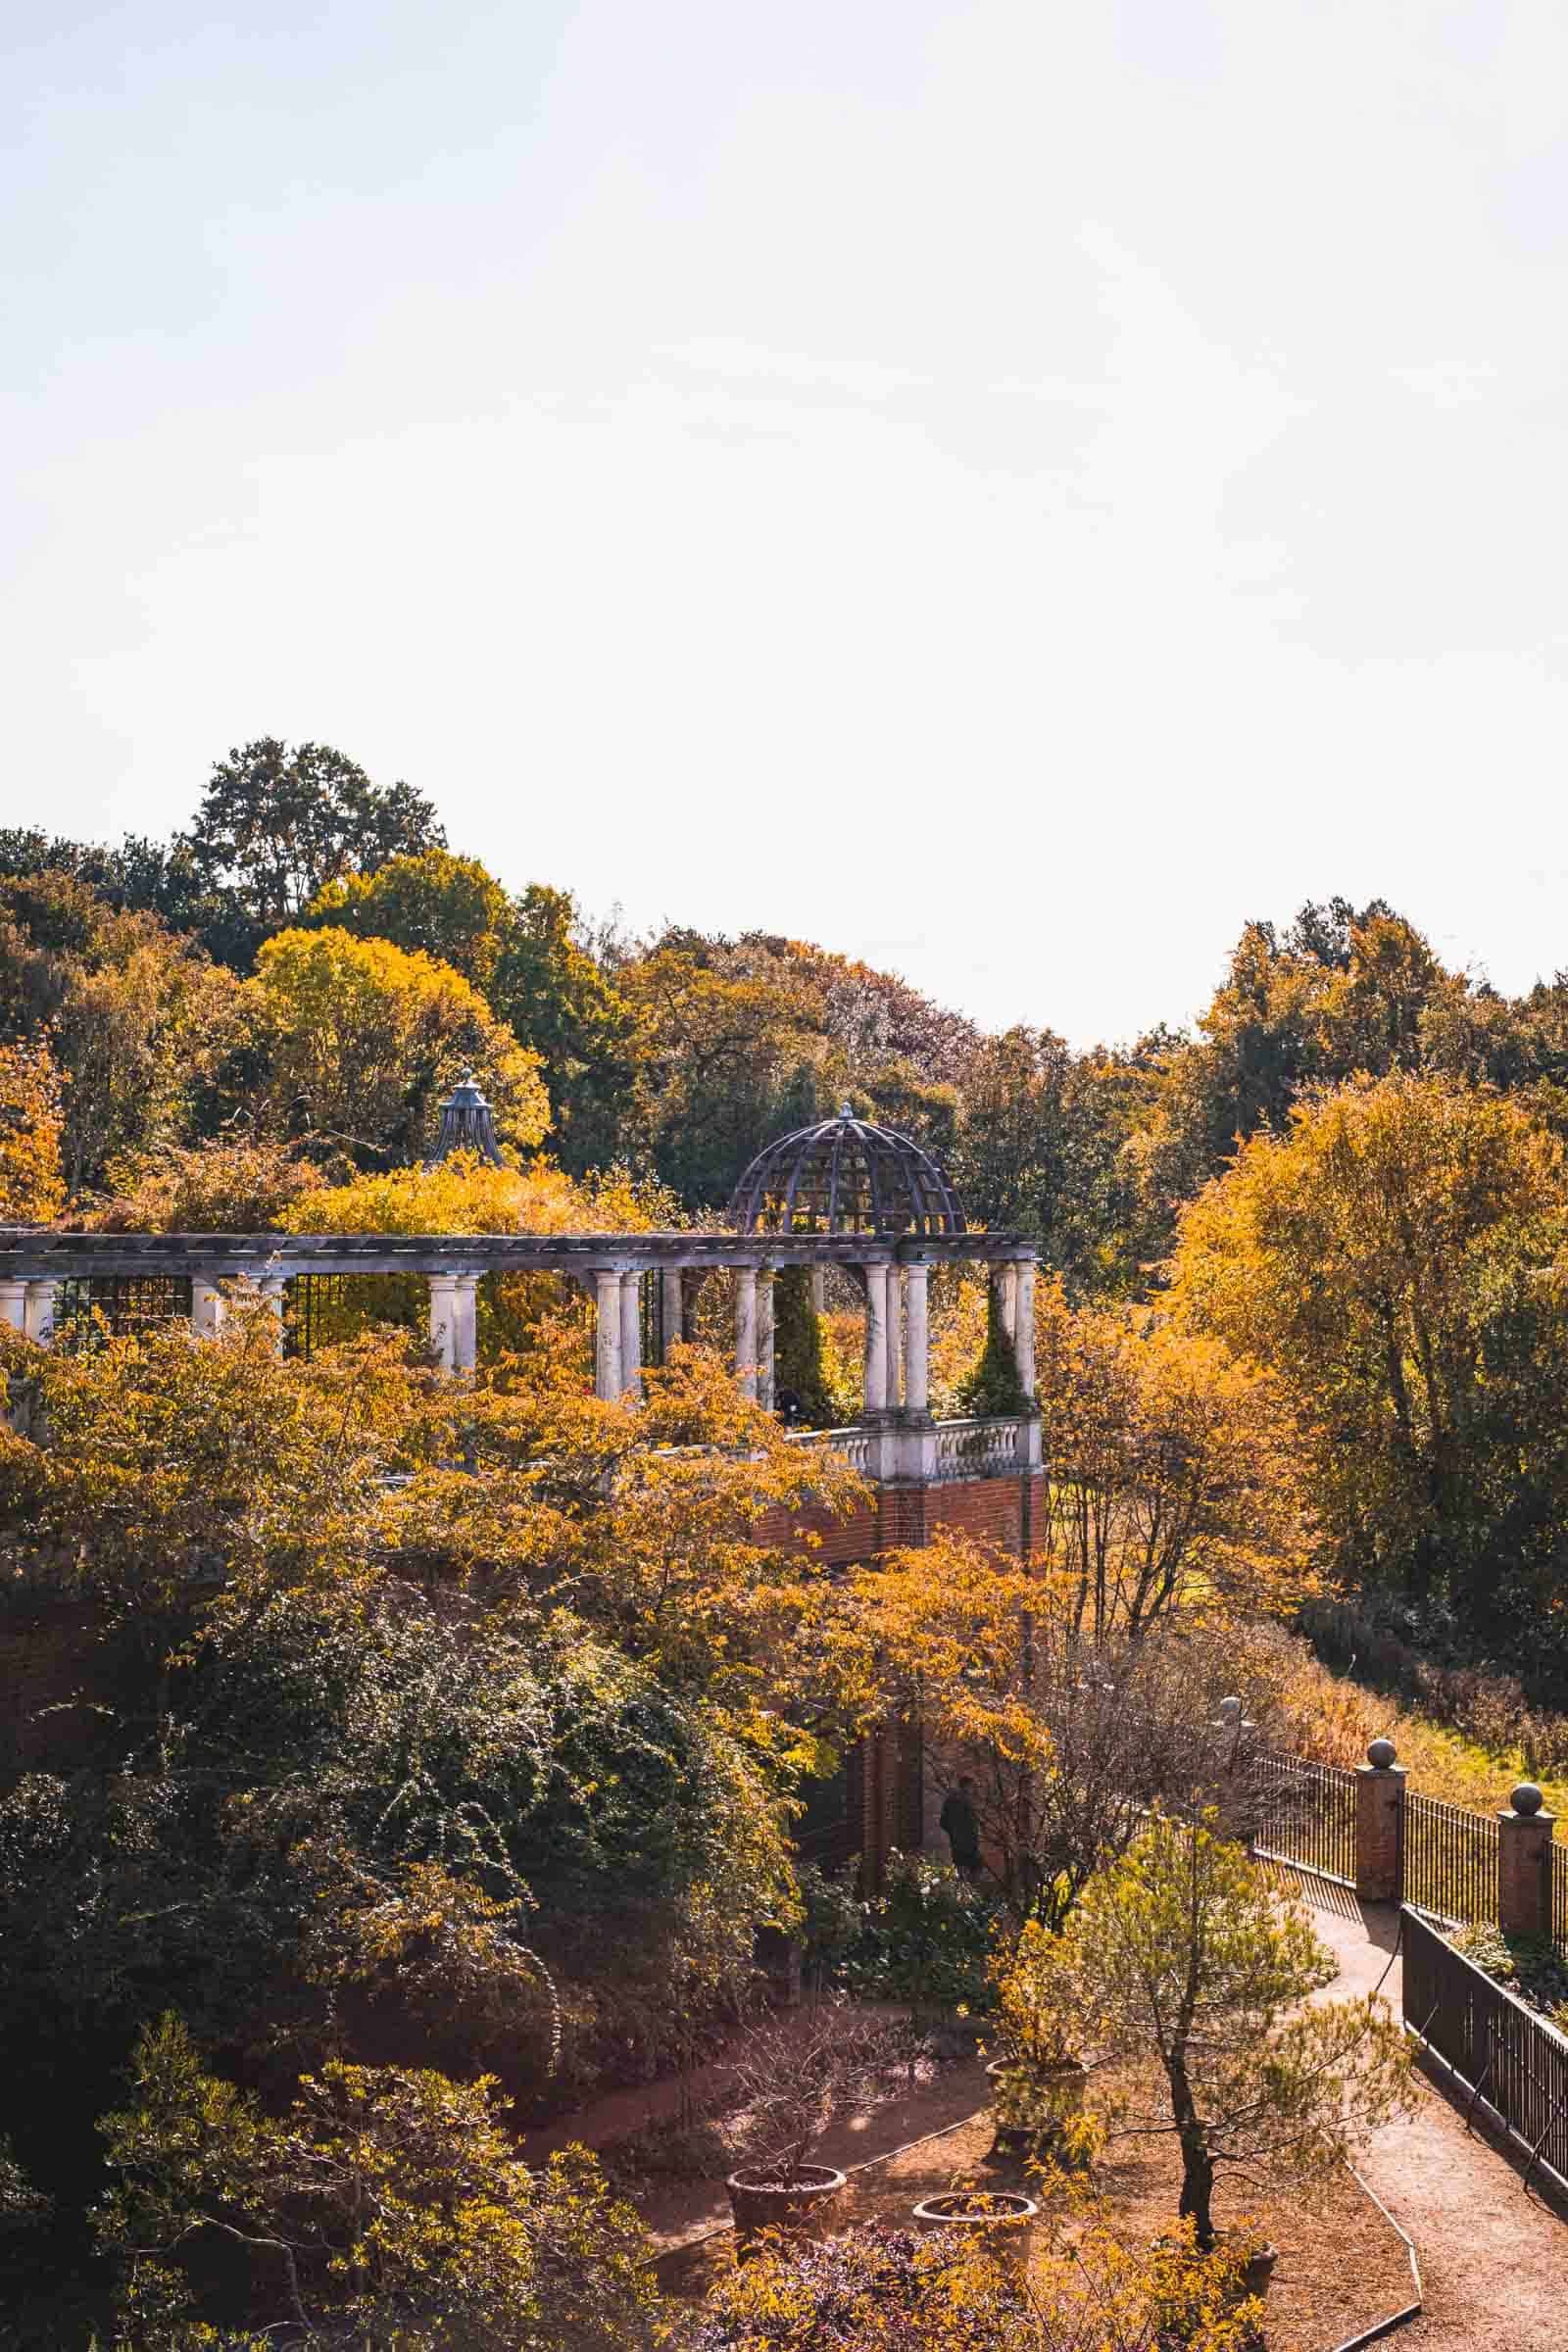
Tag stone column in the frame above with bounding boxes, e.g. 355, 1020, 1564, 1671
191, 1281, 226, 1340
451, 1275, 479, 1375
594, 1269, 623, 1400
884, 1266, 903, 1412
904, 1262, 930, 1418
1498, 1784, 1555, 1941
1013, 1258, 1037, 1401
0, 1280, 27, 1333
861, 1263, 888, 1415
809, 1267, 827, 1314
23, 1281, 56, 1345
734, 1266, 759, 1400
996, 1261, 1017, 1347
619, 1271, 642, 1401
428, 1275, 459, 1373
257, 1273, 288, 1349
757, 1271, 776, 1411
1354, 1738, 1406, 1903
661, 1268, 683, 1361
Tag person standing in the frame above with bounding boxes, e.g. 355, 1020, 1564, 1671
939, 1775, 981, 1881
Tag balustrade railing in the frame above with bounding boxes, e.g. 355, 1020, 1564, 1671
785, 1425, 875, 1476
930, 1416, 1025, 1481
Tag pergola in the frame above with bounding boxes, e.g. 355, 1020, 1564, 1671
0, 1099, 1040, 1481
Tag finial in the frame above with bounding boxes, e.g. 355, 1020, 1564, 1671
1512, 1782, 1544, 1817
838, 1100, 854, 1120
1366, 1738, 1397, 1770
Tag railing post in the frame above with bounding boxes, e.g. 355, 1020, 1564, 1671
1355, 1737, 1405, 1903
1498, 1784, 1555, 1942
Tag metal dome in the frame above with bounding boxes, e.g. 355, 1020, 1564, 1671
728, 1103, 967, 1237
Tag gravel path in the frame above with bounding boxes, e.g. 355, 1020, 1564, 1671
1289, 1875, 1568, 2350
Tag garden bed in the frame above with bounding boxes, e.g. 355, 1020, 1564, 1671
655, 2095, 1417, 2350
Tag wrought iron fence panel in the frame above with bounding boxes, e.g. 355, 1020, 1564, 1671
1403, 1906, 1568, 2194
55, 1273, 193, 1342
1554, 1848, 1568, 1963
1253, 1752, 1357, 1884
1402, 1790, 1498, 1928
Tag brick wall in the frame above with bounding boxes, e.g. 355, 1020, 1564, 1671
757, 1472, 1048, 1567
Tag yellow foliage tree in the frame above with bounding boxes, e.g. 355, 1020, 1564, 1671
0, 1040, 64, 1222
243, 926, 549, 1165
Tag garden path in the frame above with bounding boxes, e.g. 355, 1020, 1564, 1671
1287, 1873, 1568, 2351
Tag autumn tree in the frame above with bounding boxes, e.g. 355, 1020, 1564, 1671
241, 925, 550, 1164
1033, 1281, 1311, 1639
179, 737, 445, 935
1169, 1070, 1568, 1627
306, 844, 513, 984
1063, 1815, 1410, 2251
488, 884, 648, 1174
0, 1041, 64, 1221
96, 2017, 659, 2350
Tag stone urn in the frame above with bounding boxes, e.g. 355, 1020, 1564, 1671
986, 2055, 1088, 2158
725, 2164, 847, 2254
911, 2189, 1037, 2278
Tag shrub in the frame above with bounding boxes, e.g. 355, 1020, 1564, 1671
847, 1852, 1000, 2019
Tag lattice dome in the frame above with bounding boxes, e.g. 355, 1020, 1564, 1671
728, 1104, 967, 1237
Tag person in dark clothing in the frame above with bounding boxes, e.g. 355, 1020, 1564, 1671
939, 1776, 981, 1881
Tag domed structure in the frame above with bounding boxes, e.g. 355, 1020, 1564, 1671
728, 1103, 966, 1237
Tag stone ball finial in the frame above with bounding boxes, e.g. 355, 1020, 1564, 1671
1366, 1737, 1397, 1770
1218, 1696, 1242, 1722
1511, 1782, 1545, 1817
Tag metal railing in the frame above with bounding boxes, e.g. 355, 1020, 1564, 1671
1403, 1905, 1568, 2198
1401, 1789, 1499, 1930
1253, 1752, 1357, 1884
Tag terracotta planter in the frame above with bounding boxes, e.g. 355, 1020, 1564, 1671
986, 2056, 1088, 2158
725, 2164, 846, 2254
911, 2189, 1037, 2278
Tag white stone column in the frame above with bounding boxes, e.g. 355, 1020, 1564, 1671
758, 1272, 775, 1412
904, 1262, 930, 1418
23, 1281, 56, 1345
619, 1271, 642, 1401
191, 1281, 225, 1340
451, 1275, 479, 1375
257, 1273, 287, 1349
809, 1267, 827, 1314
594, 1269, 623, 1400
861, 1263, 888, 1415
884, 1266, 903, 1411
1013, 1258, 1037, 1401
427, 1274, 459, 1373
997, 1261, 1018, 1347
0, 1280, 27, 1334
734, 1266, 759, 1400
661, 1268, 683, 1360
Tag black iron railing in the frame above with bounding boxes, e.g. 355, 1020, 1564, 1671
55, 1273, 193, 1341
1403, 1905, 1568, 2196
1253, 1752, 1358, 1884
1401, 1789, 1498, 1929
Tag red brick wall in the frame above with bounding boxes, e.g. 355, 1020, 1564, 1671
757, 1473, 1048, 1567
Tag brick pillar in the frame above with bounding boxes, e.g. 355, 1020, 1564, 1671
1355, 1738, 1405, 1902
1498, 1785, 1555, 1941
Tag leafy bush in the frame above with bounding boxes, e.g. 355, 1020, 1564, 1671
692, 2221, 1026, 2350
847, 1852, 1000, 2018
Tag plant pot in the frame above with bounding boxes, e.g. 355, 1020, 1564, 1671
986, 2056, 1088, 2159
725, 2165, 847, 2254
911, 2189, 1037, 2278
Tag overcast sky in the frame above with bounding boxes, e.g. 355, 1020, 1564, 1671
7, 2, 1568, 1047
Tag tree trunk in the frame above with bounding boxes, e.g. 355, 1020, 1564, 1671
1176, 2127, 1216, 2252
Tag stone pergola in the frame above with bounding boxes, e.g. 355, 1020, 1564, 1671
0, 1102, 1041, 1482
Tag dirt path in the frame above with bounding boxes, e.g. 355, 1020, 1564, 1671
1286, 1874, 1568, 2350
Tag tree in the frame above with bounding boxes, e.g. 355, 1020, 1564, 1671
179, 738, 445, 937
92, 1136, 326, 1233
96, 2016, 660, 2349
242, 925, 550, 1164
0, 1041, 64, 1221
1062, 1815, 1410, 2250
1033, 1282, 1310, 1640
487, 884, 648, 1174
306, 846, 513, 985
1168, 1070, 1568, 1625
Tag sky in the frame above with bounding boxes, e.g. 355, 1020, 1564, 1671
7, 1, 1568, 1050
